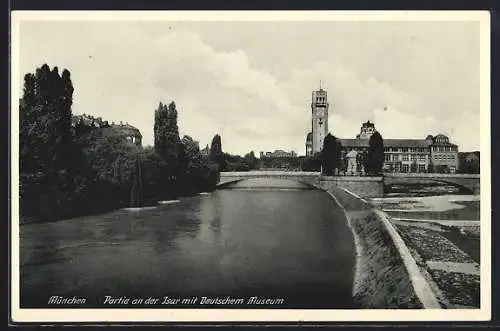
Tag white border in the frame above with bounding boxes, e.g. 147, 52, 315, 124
10, 10, 491, 323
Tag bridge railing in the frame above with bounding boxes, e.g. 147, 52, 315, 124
220, 171, 321, 177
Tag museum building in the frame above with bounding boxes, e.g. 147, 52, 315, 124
305, 88, 459, 173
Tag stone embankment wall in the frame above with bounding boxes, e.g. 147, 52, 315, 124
319, 176, 384, 198
328, 187, 441, 309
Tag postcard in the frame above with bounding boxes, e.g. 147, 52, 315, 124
10, 10, 491, 323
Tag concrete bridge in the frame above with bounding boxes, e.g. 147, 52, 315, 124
217, 171, 384, 198
217, 171, 480, 197
217, 171, 322, 187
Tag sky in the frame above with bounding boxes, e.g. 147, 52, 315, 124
16, 16, 482, 155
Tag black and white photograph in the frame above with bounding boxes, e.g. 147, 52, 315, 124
10, 10, 491, 323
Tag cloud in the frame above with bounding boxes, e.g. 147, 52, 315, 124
18, 21, 480, 156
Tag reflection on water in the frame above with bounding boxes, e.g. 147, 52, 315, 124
20, 179, 357, 309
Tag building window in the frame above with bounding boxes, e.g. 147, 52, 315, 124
402, 154, 408, 161
401, 164, 409, 172
385, 154, 390, 162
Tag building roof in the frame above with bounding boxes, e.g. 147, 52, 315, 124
111, 123, 142, 138
340, 139, 369, 148
384, 139, 431, 148
340, 138, 432, 148
361, 120, 375, 128
431, 141, 457, 147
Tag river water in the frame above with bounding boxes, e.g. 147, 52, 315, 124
20, 178, 357, 309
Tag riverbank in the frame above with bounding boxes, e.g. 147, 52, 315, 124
328, 187, 426, 308
368, 194, 480, 308
394, 221, 480, 308
19, 191, 215, 226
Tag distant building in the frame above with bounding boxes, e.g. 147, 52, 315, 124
113, 122, 142, 147
260, 150, 297, 158
72, 114, 142, 147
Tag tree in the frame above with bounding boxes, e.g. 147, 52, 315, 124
20, 64, 75, 175
177, 135, 219, 194
181, 135, 200, 159
209, 134, 226, 171
154, 101, 183, 197
80, 126, 143, 208
458, 152, 480, 174
435, 165, 449, 174
321, 134, 341, 175
357, 150, 368, 175
130, 153, 143, 208
410, 160, 418, 173
139, 147, 166, 204
366, 131, 384, 175
339, 151, 348, 174
301, 153, 321, 171
19, 64, 77, 221
427, 160, 434, 173
243, 151, 259, 170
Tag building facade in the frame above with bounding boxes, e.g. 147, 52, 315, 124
429, 134, 459, 172
260, 150, 297, 158
306, 88, 329, 156
339, 121, 459, 173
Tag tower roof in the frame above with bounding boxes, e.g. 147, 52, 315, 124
361, 120, 375, 128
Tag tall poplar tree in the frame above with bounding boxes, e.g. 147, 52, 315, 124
321, 133, 341, 175
209, 134, 226, 171
19, 64, 76, 220
366, 131, 384, 175
154, 100, 183, 197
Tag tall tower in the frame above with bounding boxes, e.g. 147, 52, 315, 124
311, 87, 329, 154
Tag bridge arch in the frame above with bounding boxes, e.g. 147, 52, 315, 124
217, 176, 321, 190
216, 171, 322, 190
